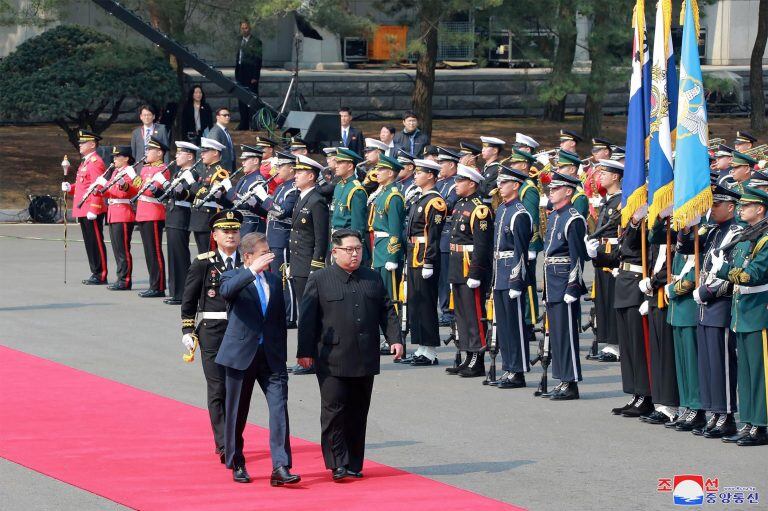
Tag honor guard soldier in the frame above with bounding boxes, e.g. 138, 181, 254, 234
478, 136, 505, 206
405, 159, 447, 365
448, 164, 493, 377
102, 146, 138, 291
713, 145, 734, 184
368, 155, 406, 353
181, 210, 243, 463
330, 148, 370, 266
130, 136, 170, 298
395, 149, 420, 208
61, 130, 109, 285
583, 139, 613, 221
362, 138, 389, 196
458, 141, 482, 168
490, 164, 534, 388
255, 136, 281, 194
317, 147, 339, 200
683, 185, 741, 437
164, 141, 200, 304
558, 129, 582, 153
711, 187, 768, 446
542, 172, 587, 399
226, 144, 266, 235
734, 130, 757, 153
554, 150, 589, 218
190, 137, 231, 253
288, 136, 308, 157
729, 150, 757, 194
590, 159, 623, 361
436, 147, 460, 326
514, 132, 540, 153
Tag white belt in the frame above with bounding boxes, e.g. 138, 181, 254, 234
174, 201, 191, 208
202, 201, 219, 209
733, 283, 768, 295
601, 237, 618, 244
495, 250, 515, 259
409, 236, 426, 243
138, 196, 160, 204
620, 262, 644, 273
108, 199, 131, 205
374, 231, 390, 238
545, 256, 571, 264
201, 312, 227, 320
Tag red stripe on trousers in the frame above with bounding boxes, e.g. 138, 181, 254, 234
123, 223, 132, 287
153, 222, 165, 291
473, 287, 486, 348
93, 219, 108, 282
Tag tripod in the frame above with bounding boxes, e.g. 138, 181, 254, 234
279, 32, 307, 116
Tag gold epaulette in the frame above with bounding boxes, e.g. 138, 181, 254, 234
751, 234, 768, 258
132, 175, 143, 187
197, 251, 215, 260
470, 204, 491, 233
347, 183, 367, 209
384, 188, 404, 212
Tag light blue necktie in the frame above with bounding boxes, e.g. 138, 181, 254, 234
255, 273, 267, 316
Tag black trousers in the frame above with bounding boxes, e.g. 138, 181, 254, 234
292, 276, 308, 320
224, 349, 291, 469
108, 222, 134, 287
317, 374, 374, 472
79, 215, 108, 281
166, 227, 190, 300
494, 289, 531, 373
271, 247, 295, 323
697, 325, 737, 414
438, 252, 451, 316
616, 305, 651, 396
454, 282, 488, 352
199, 323, 227, 452
546, 301, 582, 382
193, 230, 212, 254
138, 220, 166, 292
237, 76, 260, 130
648, 304, 679, 407
594, 269, 618, 346
407, 266, 441, 347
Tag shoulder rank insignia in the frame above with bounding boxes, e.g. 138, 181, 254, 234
197, 251, 215, 260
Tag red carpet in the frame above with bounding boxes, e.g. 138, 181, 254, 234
0, 346, 524, 511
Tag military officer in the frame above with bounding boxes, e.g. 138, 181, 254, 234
490, 164, 533, 388
181, 210, 243, 463
164, 141, 200, 304
553, 149, 589, 218
713, 145, 734, 184
543, 172, 588, 400
101, 146, 138, 291
289, 136, 309, 157
226, 144, 266, 235
330, 148, 369, 266
405, 159, 447, 365
558, 129, 582, 153
729, 150, 757, 193
458, 141, 481, 168
395, 149, 419, 207
190, 137, 231, 253
734, 130, 757, 153
479, 136, 505, 205
436, 147, 460, 326
447, 164, 493, 378
514, 133, 540, 153
362, 138, 389, 195
712, 187, 768, 446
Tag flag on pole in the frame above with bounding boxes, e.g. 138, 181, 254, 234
647, 0, 678, 227
621, 0, 651, 227
672, 0, 711, 229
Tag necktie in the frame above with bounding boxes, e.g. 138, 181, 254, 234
145, 127, 151, 144
255, 274, 267, 316
343, 129, 348, 146
226, 257, 233, 271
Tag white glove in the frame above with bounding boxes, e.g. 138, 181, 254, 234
611, 268, 619, 277
173, 183, 184, 193
664, 283, 672, 299
385, 261, 398, 271
467, 278, 481, 289
585, 237, 599, 258
539, 195, 549, 208
528, 250, 537, 261
422, 268, 433, 279
152, 171, 168, 186
693, 288, 703, 305
536, 153, 551, 166
246, 195, 258, 207
638, 277, 652, 294
564, 293, 578, 304
284, 265, 291, 278
638, 300, 649, 316
182, 334, 196, 351
124, 166, 137, 180
253, 184, 269, 202
61, 182, 71, 192
710, 250, 725, 274
94, 175, 108, 187
86, 211, 97, 220
508, 289, 522, 299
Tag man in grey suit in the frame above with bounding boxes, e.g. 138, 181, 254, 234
130, 104, 170, 165
208, 107, 236, 171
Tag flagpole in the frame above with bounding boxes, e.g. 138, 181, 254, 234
694, 225, 700, 283
641, 219, 652, 385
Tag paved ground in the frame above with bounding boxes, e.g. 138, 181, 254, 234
1, 223, 765, 511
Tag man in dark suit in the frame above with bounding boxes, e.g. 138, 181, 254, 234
235, 20, 262, 131
339, 106, 365, 156
207, 107, 236, 171
130, 104, 170, 165
216, 231, 300, 486
297, 229, 403, 481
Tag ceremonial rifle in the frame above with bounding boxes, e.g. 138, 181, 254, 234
76, 162, 115, 209
718, 216, 768, 253
530, 312, 551, 396
194, 166, 244, 209
231, 174, 278, 209
157, 157, 202, 203
130, 161, 175, 204
483, 248, 500, 386
443, 284, 462, 369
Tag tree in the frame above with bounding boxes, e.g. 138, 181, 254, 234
0, 25, 178, 149
750, 0, 767, 132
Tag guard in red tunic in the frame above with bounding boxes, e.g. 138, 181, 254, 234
61, 130, 109, 285
102, 146, 138, 290
130, 137, 170, 297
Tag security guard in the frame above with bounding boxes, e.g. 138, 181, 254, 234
479, 136, 505, 205
330, 148, 369, 266
226, 144, 266, 235
436, 146, 460, 326
712, 187, 768, 446
448, 164, 493, 378
490, 164, 533, 388
190, 137, 231, 253
102, 146, 138, 291
180, 209, 243, 464
554, 149, 589, 218
164, 141, 200, 304
544, 172, 588, 400
405, 158, 447, 365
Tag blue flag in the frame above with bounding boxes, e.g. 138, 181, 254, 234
672, 0, 711, 229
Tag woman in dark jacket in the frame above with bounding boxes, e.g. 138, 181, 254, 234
181, 85, 213, 144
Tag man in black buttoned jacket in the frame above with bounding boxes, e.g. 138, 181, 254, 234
296, 229, 402, 482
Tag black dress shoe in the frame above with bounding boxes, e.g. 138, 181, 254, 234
332, 467, 351, 481
597, 352, 619, 362
270, 466, 301, 486
107, 282, 130, 291
737, 426, 768, 446
411, 355, 438, 366
138, 289, 165, 298
380, 341, 391, 355
348, 470, 363, 478
82, 276, 108, 285
693, 413, 719, 436
664, 413, 685, 429
216, 448, 225, 464
540, 382, 565, 398
163, 298, 182, 305
550, 381, 579, 400
233, 465, 251, 483
497, 373, 526, 389
439, 315, 454, 327
292, 365, 316, 375
722, 423, 752, 443
396, 354, 415, 364
640, 410, 669, 425
612, 396, 638, 415
705, 414, 737, 439
621, 396, 653, 417
676, 409, 706, 431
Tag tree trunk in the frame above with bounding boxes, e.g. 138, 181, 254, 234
411, 3, 441, 138
750, 0, 768, 132
544, 1, 577, 121
147, 0, 185, 141
582, 3, 610, 139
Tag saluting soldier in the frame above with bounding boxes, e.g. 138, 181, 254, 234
436, 147, 460, 326
490, 164, 533, 389
543, 172, 588, 400
711, 187, 768, 446
102, 146, 138, 291
448, 164, 493, 378
181, 210, 243, 464
405, 159, 447, 365
478, 136, 505, 206
330, 148, 369, 266
368, 154, 405, 354
164, 141, 201, 304
189, 137, 231, 253
458, 140, 481, 168
225, 144, 266, 235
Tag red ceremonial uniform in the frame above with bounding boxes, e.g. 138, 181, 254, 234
133, 162, 170, 222
260, 161, 283, 194
103, 168, 136, 224
68, 152, 106, 218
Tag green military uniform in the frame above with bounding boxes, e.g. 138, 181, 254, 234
571, 188, 590, 218
730, 151, 758, 228
331, 149, 370, 266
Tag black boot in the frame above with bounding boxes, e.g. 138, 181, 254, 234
693, 413, 719, 436
497, 372, 526, 389
676, 409, 706, 431
445, 352, 468, 375
540, 381, 565, 398
612, 395, 639, 416
550, 381, 579, 400
458, 352, 485, 378
704, 413, 737, 439
621, 395, 654, 417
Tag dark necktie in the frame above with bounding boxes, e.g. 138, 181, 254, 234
226, 257, 233, 271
